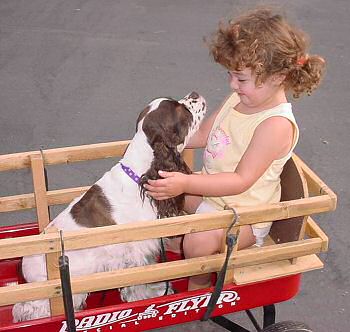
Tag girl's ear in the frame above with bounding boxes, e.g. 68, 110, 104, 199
272, 73, 286, 86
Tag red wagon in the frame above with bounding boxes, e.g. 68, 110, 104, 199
0, 142, 336, 331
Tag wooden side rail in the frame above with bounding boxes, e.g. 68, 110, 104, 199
293, 154, 337, 204
0, 198, 334, 261
0, 141, 129, 171
0, 142, 195, 172
305, 217, 329, 251
0, 187, 90, 213
0, 236, 324, 307
0, 154, 335, 215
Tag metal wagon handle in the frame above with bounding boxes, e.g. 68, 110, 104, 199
202, 208, 239, 321
59, 230, 76, 332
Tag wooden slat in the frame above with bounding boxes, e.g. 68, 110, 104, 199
0, 197, 335, 260
45, 227, 64, 316
0, 232, 60, 260
0, 279, 62, 306
0, 182, 335, 215
0, 142, 129, 171
0, 192, 36, 212
234, 254, 323, 285
293, 154, 337, 208
232, 195, 334, 224
305, 217, 329, 251
42, 141, 129, 166
30, 153, 50, 231
0, 142, 197, 172
0, 238, 322, 306
0, 150, 35, 172
0, 186, 90, 213
73, 238, 321, 291
46, 186, 90, 206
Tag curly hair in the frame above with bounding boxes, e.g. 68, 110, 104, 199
208, 8, 326, 97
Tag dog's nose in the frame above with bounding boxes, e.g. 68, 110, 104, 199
189, 91, 199, 99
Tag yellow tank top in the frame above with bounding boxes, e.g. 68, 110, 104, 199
202, 93, 299, 227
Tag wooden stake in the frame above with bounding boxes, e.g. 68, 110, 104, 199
30, 153, 50, 231
45, 227, 64, 316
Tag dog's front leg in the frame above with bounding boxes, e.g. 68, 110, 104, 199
120, 281, 173, 302
115, 240, 173, 302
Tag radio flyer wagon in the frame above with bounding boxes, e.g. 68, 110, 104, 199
0, 141, 336, 331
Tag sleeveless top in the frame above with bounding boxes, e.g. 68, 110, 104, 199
202, 93, 299, 229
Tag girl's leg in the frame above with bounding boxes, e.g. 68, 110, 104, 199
184, 228, 224, 290
183, 201, 256, 290
237, 225, 256, 250
184, 200, 222, 290
184, 226, 256, 290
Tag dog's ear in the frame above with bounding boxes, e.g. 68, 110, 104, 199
142, 102, 192, 149
136, 106, 150, 132
139, 101, 193, 218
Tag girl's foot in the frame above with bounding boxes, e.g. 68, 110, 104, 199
188, 275, 212, 291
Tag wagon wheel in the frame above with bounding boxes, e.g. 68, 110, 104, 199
261, 320, 313, 332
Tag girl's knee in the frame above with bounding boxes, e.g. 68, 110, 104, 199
183, 229, 223, 258
237, 225, 256, 250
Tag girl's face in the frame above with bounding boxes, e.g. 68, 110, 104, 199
227, 68, 284, 111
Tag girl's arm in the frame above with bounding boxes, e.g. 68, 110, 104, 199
145, 116, 293, 200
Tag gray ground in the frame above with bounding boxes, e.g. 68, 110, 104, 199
0, 1, 349, 331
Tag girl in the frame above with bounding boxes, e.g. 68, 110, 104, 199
145, 8, 326, 290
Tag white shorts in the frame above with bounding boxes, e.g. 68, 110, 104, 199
195, 201, 272, 247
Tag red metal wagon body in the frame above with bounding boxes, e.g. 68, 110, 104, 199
0, 223, 302, 332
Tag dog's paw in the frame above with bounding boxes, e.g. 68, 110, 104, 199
73, 293, 88, 311
147, 281, 174, 297
120, 282, 173, 302
12, 300, 50, 322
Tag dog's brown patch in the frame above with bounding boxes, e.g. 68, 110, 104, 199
70, 184, 116, 228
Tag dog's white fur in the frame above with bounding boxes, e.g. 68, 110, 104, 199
12, 92, 207, 322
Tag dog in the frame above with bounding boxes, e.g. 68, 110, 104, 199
12, 91, 207, 322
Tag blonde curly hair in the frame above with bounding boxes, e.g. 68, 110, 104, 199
208, 8, 326, 97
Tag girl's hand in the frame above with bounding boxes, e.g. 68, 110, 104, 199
145, 171, 188, 200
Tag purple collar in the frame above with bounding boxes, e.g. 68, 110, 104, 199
120, 163, 141, 184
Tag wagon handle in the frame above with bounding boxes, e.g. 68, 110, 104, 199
201, 208, 239, 321
59, 230, 77, 332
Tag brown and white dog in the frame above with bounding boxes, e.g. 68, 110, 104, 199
12, 92, 207, 322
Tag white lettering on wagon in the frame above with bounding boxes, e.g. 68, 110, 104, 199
159, 291, 239, 315
59, 291, 240, 331
59, 310, 134, 332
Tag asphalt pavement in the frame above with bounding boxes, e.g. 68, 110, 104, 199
0, 1, 349, 331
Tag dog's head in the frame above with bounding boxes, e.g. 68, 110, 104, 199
136, 91, 207, 153
138, 91, 207, 218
